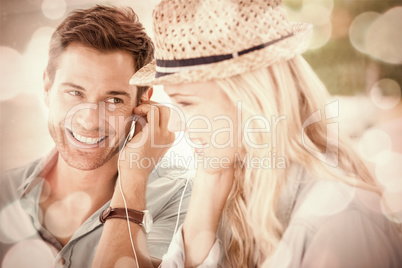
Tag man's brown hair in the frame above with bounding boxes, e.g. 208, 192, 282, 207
46, 5, 154, 100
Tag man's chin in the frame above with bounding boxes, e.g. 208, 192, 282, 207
64, 157, 106, 171
58, 148, 119, 171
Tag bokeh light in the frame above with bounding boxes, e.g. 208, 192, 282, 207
41, 0, 66, 20
349, 12, 381, 54
0, 27, 54, 103
381, 187, 402, 224
24, 27, 54, 100
337, 95, 378, 139
304, 0, 334, 11
370, 79, 401, 110
2, 239, 54, 267
358, 129, 392, 162
285, 0, 334, 50
299, 3, 332, 26
309, 23, 332, 50
374, 151, 402, 223
366, 7, 402, 65
44, 191, 92, 238
0, 93, 53, 172
0, 47, 26, 101
374, 151, 402, 188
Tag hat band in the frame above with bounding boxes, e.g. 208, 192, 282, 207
155, 33, 294, 78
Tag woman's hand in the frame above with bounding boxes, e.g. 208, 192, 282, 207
119, 100, 175, 174
112, 100, 175, 208
182, 161, 235, 266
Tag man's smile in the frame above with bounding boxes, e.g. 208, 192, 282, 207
71, 130, 106, 145
66, 128, 108, 148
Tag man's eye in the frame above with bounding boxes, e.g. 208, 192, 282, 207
178, 101, 191, 107
68, 91, 83, 97
106, 98, 123, 104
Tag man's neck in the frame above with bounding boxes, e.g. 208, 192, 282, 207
47, 153, 118, 203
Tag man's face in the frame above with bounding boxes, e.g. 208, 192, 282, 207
44, 43, 137, 170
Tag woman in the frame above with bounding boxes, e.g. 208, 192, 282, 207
97, 0, 402, 267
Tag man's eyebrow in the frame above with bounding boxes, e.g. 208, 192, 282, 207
106, 91, 131, 98
61, 82, 86, 91
61, 83, 130, 98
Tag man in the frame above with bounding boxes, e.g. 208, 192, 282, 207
0, 5, 192, 267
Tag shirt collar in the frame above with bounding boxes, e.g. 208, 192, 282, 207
17, 148, 59, 196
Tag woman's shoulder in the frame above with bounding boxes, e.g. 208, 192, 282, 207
291, 178, 386, 229
279, 177, 402, 267
274, 176, 402, 267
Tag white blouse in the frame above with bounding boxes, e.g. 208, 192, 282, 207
162, 165, 402, 267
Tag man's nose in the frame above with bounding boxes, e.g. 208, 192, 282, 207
75, 103, 104, 131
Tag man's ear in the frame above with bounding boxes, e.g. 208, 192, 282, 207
43, 70, 51, 107
139, 87, 154, 103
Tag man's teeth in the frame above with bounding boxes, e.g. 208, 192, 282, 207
72, 132, 105, 144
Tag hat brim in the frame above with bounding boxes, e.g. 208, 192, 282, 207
130, 23, 312, 87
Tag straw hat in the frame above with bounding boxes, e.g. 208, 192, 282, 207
130, 0, 312, 86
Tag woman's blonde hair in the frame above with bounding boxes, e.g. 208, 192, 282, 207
215, 55, 379, 267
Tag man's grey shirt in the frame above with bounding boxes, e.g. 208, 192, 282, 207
0, 146, 194, 267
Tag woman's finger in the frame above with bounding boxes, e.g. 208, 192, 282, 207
156, 104, 171, 130
134, 102, 160, 126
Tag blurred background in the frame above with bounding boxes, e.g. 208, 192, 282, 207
1, 0, 401, 214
